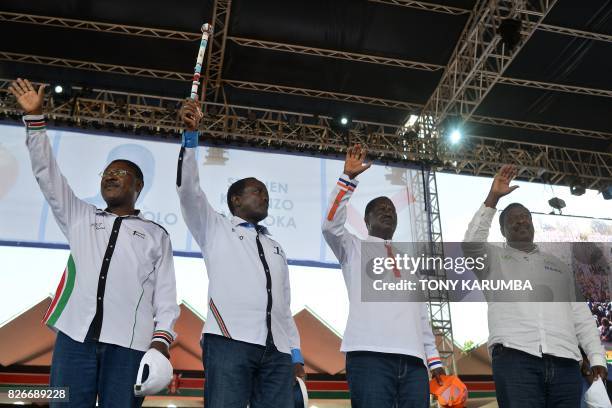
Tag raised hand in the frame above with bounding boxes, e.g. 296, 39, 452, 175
8, 78, 45, 115
485, 164, 519, 208
343, 144, 371, 179
180, 98, 203, 131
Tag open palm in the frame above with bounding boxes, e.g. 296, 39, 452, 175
344, 144, 371, 179
8, 78, 45, 115
491, 164, 519, 198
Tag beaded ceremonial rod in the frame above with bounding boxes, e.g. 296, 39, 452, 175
190, 23, 213, 100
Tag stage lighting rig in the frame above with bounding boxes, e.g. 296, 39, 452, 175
570, 180, 586, 196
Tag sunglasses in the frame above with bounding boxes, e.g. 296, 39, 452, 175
99, 169, 134, 178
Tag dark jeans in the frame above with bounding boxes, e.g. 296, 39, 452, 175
346, 351, 429, 408
50, 331, 145, 408
201, 334, 293, 408
491, 344, 582, 408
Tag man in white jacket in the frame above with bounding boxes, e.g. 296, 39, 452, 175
322, 144, 444, 408
462, 164, 607, 408
176, 99, 304, 407
9, 78, 179, 407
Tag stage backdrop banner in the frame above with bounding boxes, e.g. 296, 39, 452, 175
0, 124, 423, 264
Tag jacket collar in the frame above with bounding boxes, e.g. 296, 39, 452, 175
232, 216, 271, 235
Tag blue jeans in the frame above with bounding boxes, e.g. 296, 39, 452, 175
491, 345, 582, 408
201, 334, 293, 408
346, 351, 429, 408
50, 331, 145, 408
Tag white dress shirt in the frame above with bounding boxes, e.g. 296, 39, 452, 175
321, 174, 443, 371
462, 203, 606, 367
176, 145, 301, 359
24, 115, 179, 352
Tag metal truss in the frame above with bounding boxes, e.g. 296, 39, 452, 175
224, 79, 424, 111
0, 11, 200, 41
368, 0, 470, 15
227, 36, 444, 72
410, 168, 457, 375
368, 1, 612, 44
469, 115, 612, 141
1, 79, 609, 188
444, 135, 612, 189
493, 76, 612, 98
536, 23, 612, 44
228, 37, 612, 99
417, 0, 558, 131
4, 11, 610, 105
0, 51, 191, 81
203, 0, 232, 102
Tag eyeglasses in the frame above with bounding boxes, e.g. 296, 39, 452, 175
99, 169, 133, 178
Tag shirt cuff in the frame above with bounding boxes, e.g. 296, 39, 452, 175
338, 174, 359, 192
588, 353, 607, 368
23, 115, 47, 131
427, 356, 443, 370
291, 348, 304, 365
152, 330, 175, 348
182, 130, 199, 148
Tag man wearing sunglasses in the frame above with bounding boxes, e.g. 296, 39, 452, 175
9, 78, 179, 407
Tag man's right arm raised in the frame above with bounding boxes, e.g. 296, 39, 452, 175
175, 99, 220, 250
463, 165, 519, 252
321, 144, 371, 264
9, 79, 87, 239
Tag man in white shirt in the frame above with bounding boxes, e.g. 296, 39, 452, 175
177, 100, 304, 407
322, 144, 444, 408
462, 164, 607, 407
9, 78, 179, 407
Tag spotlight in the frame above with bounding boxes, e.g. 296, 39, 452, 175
450, 129, 462, 144
51, 83, 72, 101
570, 180, 586, 196
332, 116, 351, 130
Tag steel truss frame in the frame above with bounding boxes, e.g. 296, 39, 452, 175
0, 11, 201, 41
2, 50, 609, 142
0, 51, 191, 81
224, 79, 424, 111
410, 167, 457, 375
416, 0, 558, 133
1, 79, 609, 189
227, 36, 444, 72
203, 0, 232, 102
225, 37, 612, 99
470, 115, 612, 141
367, 0, 612, 45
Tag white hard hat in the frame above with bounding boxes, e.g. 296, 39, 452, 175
294, 377, 308, 408
133, 348, 173, 396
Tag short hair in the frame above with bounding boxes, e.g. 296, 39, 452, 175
365, 196, 393, 218
499, 203, 529, 230
107, 159, 144, 182
227, 177, 256, 215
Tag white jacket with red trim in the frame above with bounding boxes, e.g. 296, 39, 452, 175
24, 115, 179, 352
322, 173, 443, 370
176, 145, 302, 361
